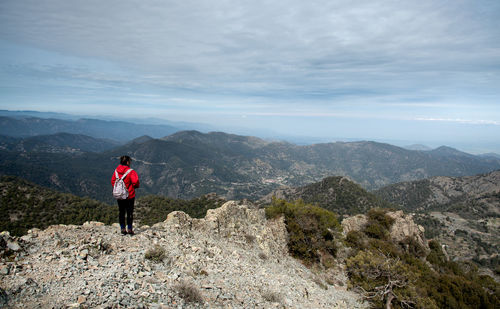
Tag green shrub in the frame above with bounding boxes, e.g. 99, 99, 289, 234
345, 230, 367, 249
367, 238, 401, 257
367, 208, 395, 229
265, 198, 341, 266
399, 236, 428, 258
426, 240, 447, 266
346, 250, 433, 308
364, 221, 389, 240
362, 208, 395, 240
347, 233, 500, 308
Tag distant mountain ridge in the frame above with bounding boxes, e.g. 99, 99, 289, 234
0, 116, 178, 141
0, 109, 215, 132
404, 144, 432, 151
480, 153, 500, 160
1, 130, 500, 203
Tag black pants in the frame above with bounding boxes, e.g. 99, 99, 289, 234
117, 198, 134, 230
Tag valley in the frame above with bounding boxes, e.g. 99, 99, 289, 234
1, 118, 499, 203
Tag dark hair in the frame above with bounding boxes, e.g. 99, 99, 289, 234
120, 155, 131, 165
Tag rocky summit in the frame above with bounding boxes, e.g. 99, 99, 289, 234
0, 201, 365, 308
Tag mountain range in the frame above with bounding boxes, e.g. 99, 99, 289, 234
1, 123, 500, 203
0, 116, 178, 141
374, 170, 500, 278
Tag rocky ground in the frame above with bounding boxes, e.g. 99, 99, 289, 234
0, 201, 366, 308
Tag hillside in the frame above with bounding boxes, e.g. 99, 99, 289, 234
374, 170, 500, 213
1, 130, 500, 203
0, 176, 117, 236
374, 171, 500, 277
0, 176, 226, 236
0, 202, 366, 308
260, 176, 392, 216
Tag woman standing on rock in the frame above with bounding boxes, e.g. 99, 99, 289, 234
111, 155, 140, 235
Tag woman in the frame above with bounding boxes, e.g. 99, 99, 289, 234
111, 155, 140, 235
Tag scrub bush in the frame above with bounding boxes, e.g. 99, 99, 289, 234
265, 198, 341, 267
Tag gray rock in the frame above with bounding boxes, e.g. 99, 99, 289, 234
7, 241, 21, 251
0, 264, 9, 275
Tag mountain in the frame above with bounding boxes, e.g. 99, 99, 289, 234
127, 135, 154, 145
0, 133, 121, 153
0, 116, 178, 141
374, 170, 500, 277
163, 130, 271, 150
0, 109, 80, 120
480, 153, 500, 160
260, 176, 392, 216
0, 109, 216, 132
374, 170, 500, 213
1, 130, 500, 203
427, 145, 476, 158
404, 144, 432, 151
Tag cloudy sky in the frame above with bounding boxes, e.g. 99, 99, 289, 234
0, 0, 499, 152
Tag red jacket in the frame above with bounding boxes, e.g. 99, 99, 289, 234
111, 165, 140, 199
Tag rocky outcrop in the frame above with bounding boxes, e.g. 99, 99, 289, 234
341, 210, 429, 253
341, 215, 368, 236
386, 211, 426, 246
0, 201, 366, 308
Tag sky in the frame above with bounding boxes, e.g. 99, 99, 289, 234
0, 0, 499, 153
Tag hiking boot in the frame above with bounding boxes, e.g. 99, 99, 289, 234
127, 229, 134, 236
121, 229, 127, 235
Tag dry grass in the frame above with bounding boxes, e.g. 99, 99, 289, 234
175, 281, 204, 304
261, 290, 282, 303
144, 245, 166, 262
244, 234, 256, 244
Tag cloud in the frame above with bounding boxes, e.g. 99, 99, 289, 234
1, 0, 499, 96
415, 118, 500, 126
0, 0, 499, 138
